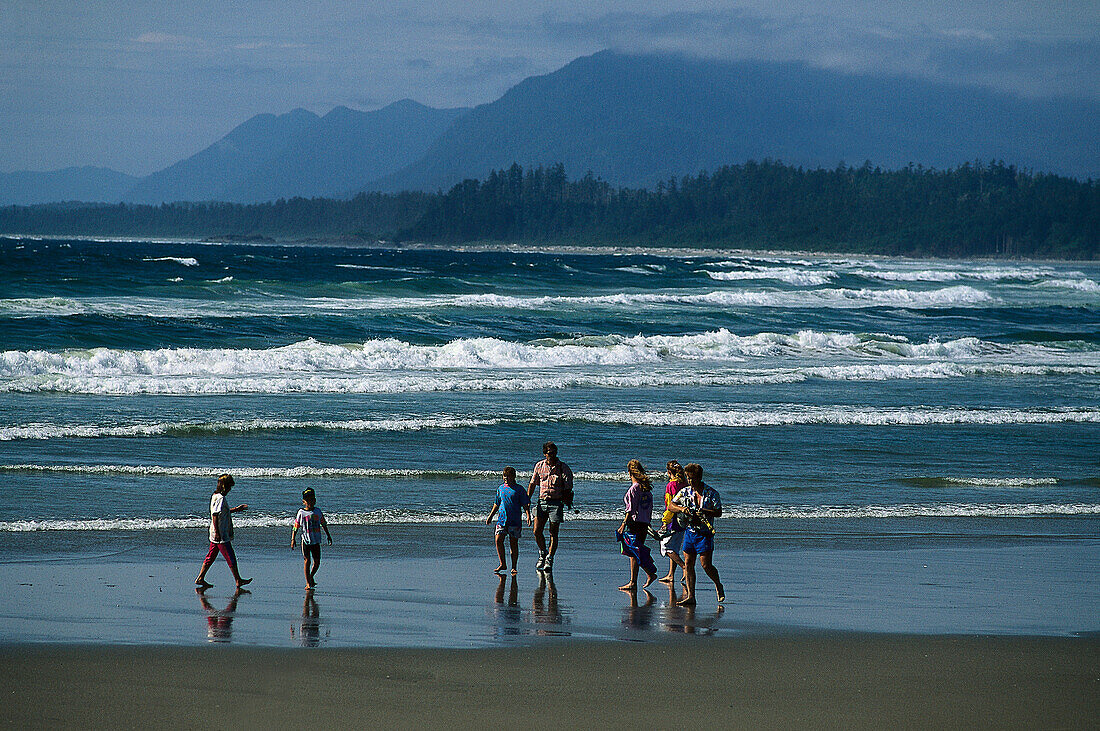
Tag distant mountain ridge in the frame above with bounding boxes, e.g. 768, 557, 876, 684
125, 100, 468, 204
4, 50, 1099, 206
366, 50, 1100, 193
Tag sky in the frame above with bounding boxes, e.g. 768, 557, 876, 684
2, 1, 1098, 176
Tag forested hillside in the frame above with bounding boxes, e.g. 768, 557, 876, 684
2, 161, 1096, 258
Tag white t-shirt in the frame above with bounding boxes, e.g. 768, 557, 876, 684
209, 492, 232, 543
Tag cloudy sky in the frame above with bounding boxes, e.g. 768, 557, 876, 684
2, 1, 1097, 176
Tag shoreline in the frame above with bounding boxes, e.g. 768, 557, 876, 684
4, 634, 1097, 728
4, 233, 1096, 263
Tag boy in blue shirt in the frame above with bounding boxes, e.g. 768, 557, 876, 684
485, 467, 532, 575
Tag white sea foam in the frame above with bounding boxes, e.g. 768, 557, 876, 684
3, 502, 1096, 531
937, 477, 1059, 488
847, 264, 1080, 283
588, 406, 1100, 428
1043, 278, 1100, 293
0, 284, 998, 320
0, 463, 624, 481
4, 406, 1097, 441
1, 331, 1096, 394
703, 268, 834, 286
143, 256, 198, 267
0, 416, 517, 441
722, 503, 1100, 519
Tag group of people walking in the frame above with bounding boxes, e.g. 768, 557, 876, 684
488, 442, 725, 606
195, 441, 724, 606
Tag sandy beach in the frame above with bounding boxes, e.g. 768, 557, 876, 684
4, 635, 1097, 728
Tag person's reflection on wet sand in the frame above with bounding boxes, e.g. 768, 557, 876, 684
492, 574, 522, 637
622, 587, 656, 630
532, 570, 569, 636
197, 587, 246, 643
495, 573, 519, 607
660, 580, 724, 635
291, 590, 322, 647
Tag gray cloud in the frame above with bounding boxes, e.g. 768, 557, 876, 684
0, 2, 1096, 174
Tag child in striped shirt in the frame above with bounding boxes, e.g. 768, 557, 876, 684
291, 488, 333, 590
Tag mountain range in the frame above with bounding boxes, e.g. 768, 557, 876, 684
4, 50, 1098, 206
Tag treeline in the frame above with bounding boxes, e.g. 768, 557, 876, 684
0, 191, 431, 240
1, 161, 1097, 258
408, 161, 1099, 258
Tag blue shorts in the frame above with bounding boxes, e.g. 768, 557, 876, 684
682, 530, 714, 555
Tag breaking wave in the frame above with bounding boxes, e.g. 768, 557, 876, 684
4, 406, 1098, 441
4, 502, 1097, 531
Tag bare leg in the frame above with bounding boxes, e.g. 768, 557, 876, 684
547, 520, 560, 558
661, 551, 686, 582
196, 544, 217, 587
303, 555, 311, 588
532, 514, 548, 556
678, 551, 697, 605
620, 555, 639, 591
494, 532, 507, 573
508, 533, 519, 573
223, 543, 251, 588
699, 551, 724, 602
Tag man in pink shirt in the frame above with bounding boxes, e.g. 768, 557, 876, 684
527, 441, 573, 571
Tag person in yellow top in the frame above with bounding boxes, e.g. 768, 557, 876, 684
657, 460, 688, 584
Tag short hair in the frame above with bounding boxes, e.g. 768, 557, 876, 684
684, 463, 703, 484
503, 466, 516, 480
543, 441, 557, 455
217, 474, 234, 491
302, 488, 316, 505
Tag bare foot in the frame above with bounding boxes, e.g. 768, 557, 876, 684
510, 569, 517, 575
493, 565, 506, 575
195, 579, 213, 590
676, 595, 696, 606
236, 577, 252, 588
658, 575, 674, 584
618, 583, 637, 592
716, 583, 725, 603
643, 572, 658, 588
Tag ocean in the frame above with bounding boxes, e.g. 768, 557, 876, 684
1, 237, 1097, 645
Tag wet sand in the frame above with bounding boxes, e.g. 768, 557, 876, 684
4, 635, 1097, 729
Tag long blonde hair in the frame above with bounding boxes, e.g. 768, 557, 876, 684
628, 459, 652, 491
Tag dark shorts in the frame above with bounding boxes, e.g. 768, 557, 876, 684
301, 543, 321, 561
536, 499, 564, 524
682, 530, 714, 555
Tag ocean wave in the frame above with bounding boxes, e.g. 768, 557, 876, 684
3, 502, 1097, 531
0, 285, 997, 319
143, 256, 198, 267
588, 406, 1100, 428
3, 329, 1093, 386
846, 264, 1081, 283
900, 476, 1061, 489
1042, 278, 1100, 293
723, 503, 1100, 519
0, 463, 624, 481
4, 406, 1098, 441
702, 268, 834, 286
0, 416, 515, 441
1, 362, 1096, 395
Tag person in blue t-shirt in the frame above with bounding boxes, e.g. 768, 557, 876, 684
485, 466, 532, 575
